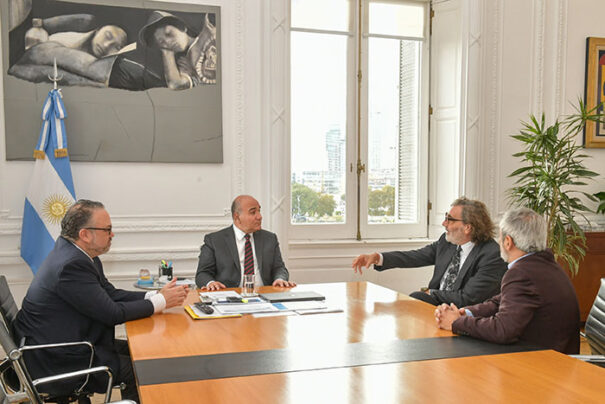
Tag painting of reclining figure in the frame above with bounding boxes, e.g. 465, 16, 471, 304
3, 0, 223, 163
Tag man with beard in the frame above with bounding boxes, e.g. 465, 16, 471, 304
14, 199, 188, 402
434, 208, 580, 354
352, 197, 507, 307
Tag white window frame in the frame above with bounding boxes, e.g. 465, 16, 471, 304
288, 0, 430, 241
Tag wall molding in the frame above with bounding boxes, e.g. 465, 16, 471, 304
553, 0, 568, 117
484, 0, 503, 214
530, 0, 546, 114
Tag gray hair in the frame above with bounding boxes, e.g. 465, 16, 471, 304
61, 199, 105, 241
499, 208, 547, 253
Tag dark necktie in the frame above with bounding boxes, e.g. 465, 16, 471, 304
244, 234, 254, 275
440, 246, 462, 291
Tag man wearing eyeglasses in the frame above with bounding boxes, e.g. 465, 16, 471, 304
352, 197, 507, 307
14, 199, 188, 402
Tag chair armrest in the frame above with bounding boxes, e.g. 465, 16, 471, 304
570, 354, 605, 367
33, 365, 114, 403
19, 341, 95, 394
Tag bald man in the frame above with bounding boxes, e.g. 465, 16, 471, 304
195, 195, 295, 290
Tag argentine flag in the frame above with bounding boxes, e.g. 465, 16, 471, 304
21, 89, 76, 273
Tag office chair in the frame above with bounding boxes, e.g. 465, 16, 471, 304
571, 278, 605, 368
585, 278, 605, 355
0, 276, 134, 404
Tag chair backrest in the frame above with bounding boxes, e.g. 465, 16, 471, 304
585, 278, 605, 355
0, 276, 18, 338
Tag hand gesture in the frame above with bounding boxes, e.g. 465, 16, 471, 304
352, 253, 380, 274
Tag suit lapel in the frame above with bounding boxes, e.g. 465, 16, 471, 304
435, 241, 457, 281
253, 231, 264, 275
225, 227, 241, 271
454, 242, 481, 287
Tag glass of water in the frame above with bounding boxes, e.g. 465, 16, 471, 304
242, 274, 255, 296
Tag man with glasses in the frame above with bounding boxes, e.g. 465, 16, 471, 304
352, 197, 507, 306
14, 199, 188, 402
434, 208, 580, 354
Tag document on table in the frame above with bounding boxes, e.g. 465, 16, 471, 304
199, 291, 242, 300
214, 302, 278, 314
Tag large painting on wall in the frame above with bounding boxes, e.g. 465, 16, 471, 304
2, 0, 222, 163
585, 37, 605, 148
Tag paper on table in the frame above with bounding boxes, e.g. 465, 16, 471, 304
199, 291, 242, 300
278, 301, 328, 311
252, 311, 297, 318
214, 302, 278, 314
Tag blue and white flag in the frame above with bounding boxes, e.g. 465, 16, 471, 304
21, 89, 76, 273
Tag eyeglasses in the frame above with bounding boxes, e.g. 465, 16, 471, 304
444, 213, 463, 223
85, 227, 112, 234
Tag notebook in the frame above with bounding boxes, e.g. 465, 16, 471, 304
259, 291, 325, 303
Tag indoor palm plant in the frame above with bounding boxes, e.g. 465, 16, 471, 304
507, 100, 603, 275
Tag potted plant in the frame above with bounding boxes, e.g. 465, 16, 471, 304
507, 100, 603, 276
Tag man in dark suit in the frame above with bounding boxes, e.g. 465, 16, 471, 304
14, 200, 188, 402
196, 195, 295, 290
435, 208, 580, 354
352, 197, 507, 307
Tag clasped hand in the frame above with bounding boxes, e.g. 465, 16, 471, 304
434, 303, 466, 330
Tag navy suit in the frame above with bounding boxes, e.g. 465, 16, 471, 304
14, 237, 154, 395
377, 233, 507, 307
195, 226, 289, 288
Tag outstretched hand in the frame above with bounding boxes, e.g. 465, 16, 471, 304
352, 253, 380, 274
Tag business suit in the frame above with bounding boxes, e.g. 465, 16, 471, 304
13, 236, 154, 395
377, 233, 507, 307
452, 250, 580, 354
196, 226, 289, 288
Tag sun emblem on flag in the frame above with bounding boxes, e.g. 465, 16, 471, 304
42, 194, 72, 224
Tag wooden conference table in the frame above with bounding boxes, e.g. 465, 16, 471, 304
125, 282, 605, 403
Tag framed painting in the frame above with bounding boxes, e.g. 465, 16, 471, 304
585, 37, 605, 148
2, 0, 222, 163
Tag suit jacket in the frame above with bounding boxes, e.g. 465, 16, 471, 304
377, 233, 507, 307
13, 237, 154, 395
195, 226, 289, 288
452, 250, 580, 354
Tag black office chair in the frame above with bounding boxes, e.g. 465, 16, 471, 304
0, 276, 134, 404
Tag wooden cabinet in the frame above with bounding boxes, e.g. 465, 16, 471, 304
568, 232, 605, 322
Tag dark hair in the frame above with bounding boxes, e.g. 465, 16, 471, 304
452, 197, 495, 243
61, 199, 104, 241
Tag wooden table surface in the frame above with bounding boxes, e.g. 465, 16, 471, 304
126, 282, 605, 403
126, 282, 450, 360
137, 350, 605, 403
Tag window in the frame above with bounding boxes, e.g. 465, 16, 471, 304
290, 0, 429, 239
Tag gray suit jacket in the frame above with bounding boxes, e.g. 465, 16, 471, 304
195, 226, 289, 288
377, 233, 507, 307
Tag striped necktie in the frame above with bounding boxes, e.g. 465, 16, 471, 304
244, 233, 254, 275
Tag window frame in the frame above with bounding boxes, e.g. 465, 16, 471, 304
288, 0, 430, 240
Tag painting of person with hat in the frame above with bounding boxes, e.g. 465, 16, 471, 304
139, 10, 217, 90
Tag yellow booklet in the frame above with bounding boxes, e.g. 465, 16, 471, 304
184, 305, 242, 320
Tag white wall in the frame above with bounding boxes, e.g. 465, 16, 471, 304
476, 0, 605, 222
0, 0, 268, 304
3, 0, 605, 307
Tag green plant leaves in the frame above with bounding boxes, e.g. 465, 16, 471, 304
507, 106, 601, 276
